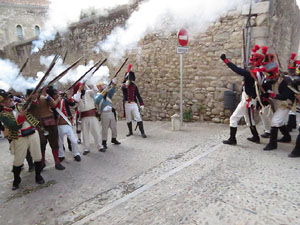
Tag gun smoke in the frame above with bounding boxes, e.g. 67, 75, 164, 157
94, 0, 250, 61
0, 57, 109, 93
31, 0, 132, 54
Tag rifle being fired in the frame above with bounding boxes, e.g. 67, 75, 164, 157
17, 58, 29, 77
47, 57, 83, 87
23, 55, 60, 110
62, 51, 68, 64
108, 58, 129, 86
65, 58, 107, 92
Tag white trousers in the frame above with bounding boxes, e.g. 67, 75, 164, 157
259, 105, 273, 133
81, 116, 102, 151
10, 131, 42, 166
101, 111, 117, 141
125, 102, 142, 123
58, 125, 80, 158
271, 107, 290, 127
230, 91, 255, 127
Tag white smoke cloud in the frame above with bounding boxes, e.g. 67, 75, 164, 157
0, 59, 38, 93
31, 0, 132, 53
39, 55, 110, 88
94, 0, 249, 60
0, 56, 109, 94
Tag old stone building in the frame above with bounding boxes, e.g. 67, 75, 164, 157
2, 0, 300, 123
0, 0, 49, 50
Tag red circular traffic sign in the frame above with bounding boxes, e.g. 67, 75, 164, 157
177, 29, 188, 46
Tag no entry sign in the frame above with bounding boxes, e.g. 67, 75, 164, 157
177, 29, 188, 47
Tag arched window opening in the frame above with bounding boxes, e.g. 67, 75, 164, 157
16, 25, 23, 39
35, 25, 40, 36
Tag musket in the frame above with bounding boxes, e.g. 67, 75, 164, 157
47, 57, 82, 86
65, 58, 106, 92
275, 52, 288, 76
62, 51, 68, 63
108, 58, 129, 86
17, 58, 29, 77
242, 29, 247, 69
275, 53, 282, 70
86, 58, 107, 80
23, 55, 60, 110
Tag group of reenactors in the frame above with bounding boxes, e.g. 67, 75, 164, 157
0, 64, 147, 190
2, 44, 300, 191
221, 44, 300, 158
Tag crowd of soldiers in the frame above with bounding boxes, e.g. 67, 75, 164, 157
0, 65, 147, 190
2, 45, 300, 191
221, 45, 300, 157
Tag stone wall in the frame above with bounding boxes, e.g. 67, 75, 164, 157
0, 0, 49, 6
3, 0, 300, 123
0, 0, 48, 50
268, 0, 300, 68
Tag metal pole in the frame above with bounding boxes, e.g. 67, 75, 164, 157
180, 53, 183, 125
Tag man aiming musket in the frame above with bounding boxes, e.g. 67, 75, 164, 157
25, 55, 67, 170
73, 58, 107, 155
94, 58, 128, 150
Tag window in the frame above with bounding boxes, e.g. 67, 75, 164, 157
16, 25, 23, 38
35, 25, 40, 36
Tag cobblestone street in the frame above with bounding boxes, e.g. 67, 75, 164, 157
0, 121, 300, 225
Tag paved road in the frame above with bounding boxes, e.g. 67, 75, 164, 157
0, 121, 299, 225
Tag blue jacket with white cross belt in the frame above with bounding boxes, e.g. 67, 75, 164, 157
224, 61, 257, 99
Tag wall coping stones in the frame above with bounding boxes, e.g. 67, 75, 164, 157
242, 1, 270, 15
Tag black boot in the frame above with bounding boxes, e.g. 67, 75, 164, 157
137, 121, 147, 138
12, 166, 22, 190
34, 161, 45, 184
26, 150, 34, 172
247, 126, 260, 143
289, 130, 300, 157
223, 127, 237, 145
264, 127, 278, 151
67, 138, 72, 152
278, 125, 291, 143
102, 140, 107, 150
261, 132, 270, 138
287, 114, 297, 132
111, 138, 121, 145
126, 122, 133, 137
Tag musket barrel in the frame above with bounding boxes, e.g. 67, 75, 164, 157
47, 57, 83, 86
23, 55, 59, 109
65, 58, 106, 92
108, 58, 129, 86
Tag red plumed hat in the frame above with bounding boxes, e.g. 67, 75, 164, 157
252, 44, 260, 53
288, 53, 297, 70
123, 64, 132, 83
261, 46, 275, 65
73, 82, 82, 95
262, 46, 268, 55
249, 44, 264, 67
127, 64, 132, 73
260, 62, 279, 79
290, 53, 297, 60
